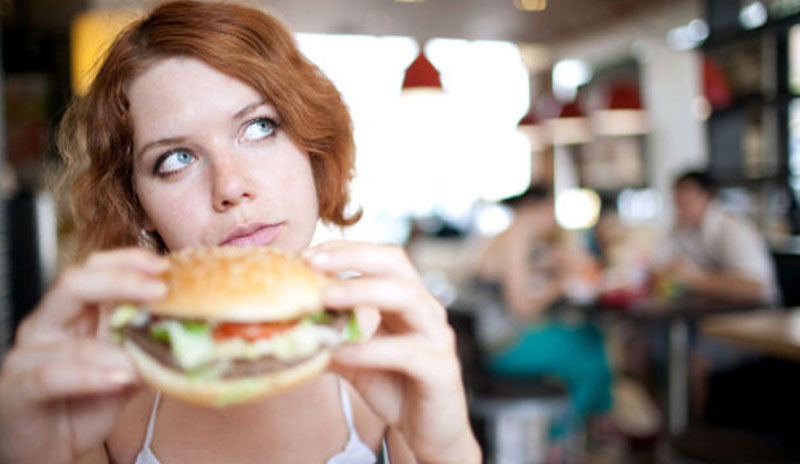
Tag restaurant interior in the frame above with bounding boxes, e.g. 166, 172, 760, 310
2, 0, 800, 462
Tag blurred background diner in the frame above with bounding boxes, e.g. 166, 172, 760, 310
3, 0, 800, 462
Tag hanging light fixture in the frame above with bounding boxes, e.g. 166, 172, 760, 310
591, 80, 649, 136
402, 48, 443, 91
518, 110, 549, 151
513, 0, 547, 11
546, 99, 592, 145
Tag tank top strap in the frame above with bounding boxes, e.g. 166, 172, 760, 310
142, 391, 162, 448
336, 377, 357, 432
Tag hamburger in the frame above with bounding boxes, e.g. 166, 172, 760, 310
110, 246, 360, 407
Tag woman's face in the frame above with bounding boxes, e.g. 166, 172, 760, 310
129, 57, 319, 253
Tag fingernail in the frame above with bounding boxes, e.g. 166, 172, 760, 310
145, 281, 168, 297
305, 251, 331, 265
323, 285, 345, 302
105, 369, 135, 385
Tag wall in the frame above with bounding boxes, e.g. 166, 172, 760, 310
552, 0, 707, 223
1, 24, 10, 355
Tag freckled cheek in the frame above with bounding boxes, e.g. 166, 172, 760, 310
137, 186, 208, 246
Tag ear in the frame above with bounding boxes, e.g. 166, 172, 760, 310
141, 214, 155, 233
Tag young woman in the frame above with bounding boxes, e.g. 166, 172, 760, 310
474, 185, 612, 436
0, 2, 481, 463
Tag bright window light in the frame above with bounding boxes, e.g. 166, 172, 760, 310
687, 19, 710, 42
552, 59, 592, 102
617, 188, 663, 224
298, 33, 531, 242
739, 1, 768, 30
474, 202, 514, 236
666, 19, 709, 51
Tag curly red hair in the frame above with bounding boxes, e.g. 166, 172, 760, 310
58, 0, 360, 260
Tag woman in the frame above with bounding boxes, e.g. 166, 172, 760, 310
474, 185, 613, 435
0, 2, 481, 463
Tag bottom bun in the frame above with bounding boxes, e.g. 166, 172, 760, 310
124, 340, 332, 407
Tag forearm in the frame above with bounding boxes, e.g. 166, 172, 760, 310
506, 280, 562, 320
421, 432, 482, 464
685, 272, 767, 303
75, 446, 110, 464
388, 426, 482, 464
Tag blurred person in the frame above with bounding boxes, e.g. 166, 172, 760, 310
664, 169, 778, 419
0, 2, 481, 463
472, 185, 614, 438
665, 170, 778, 304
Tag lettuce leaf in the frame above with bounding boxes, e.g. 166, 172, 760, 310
151, 320, 214, 370
342, 313, 361, 342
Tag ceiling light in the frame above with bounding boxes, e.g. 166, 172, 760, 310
513, 0, 547, 11
402, 49, 443, 91
739, 1, 768, 29
552, 59, 592, 102
556, 188, 601, 230
666, 19, 709, 51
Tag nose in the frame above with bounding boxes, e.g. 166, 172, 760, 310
211, 157, 255, 211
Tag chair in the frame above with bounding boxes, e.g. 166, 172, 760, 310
656, 424, 800, 464
448, 307, 578, 464
771, 250, 800, 307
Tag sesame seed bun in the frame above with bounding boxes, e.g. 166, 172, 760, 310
154, 246, 329, 322
118, 246, 346, 406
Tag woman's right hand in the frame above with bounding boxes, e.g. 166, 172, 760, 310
0, 248, 168, 464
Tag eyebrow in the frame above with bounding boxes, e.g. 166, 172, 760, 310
136, 136, 187, 160
135, 100, 272, 159
234, 100, 271, 120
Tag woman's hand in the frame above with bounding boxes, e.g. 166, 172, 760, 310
304, 241, 481, 464
0, 248, 168, 464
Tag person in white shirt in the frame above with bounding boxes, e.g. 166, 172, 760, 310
665, 169, 778, 420
666, 170, 778, 304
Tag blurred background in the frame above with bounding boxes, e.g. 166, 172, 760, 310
3, 0, 800, 462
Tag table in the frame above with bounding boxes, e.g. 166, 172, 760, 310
568, 296, 767, 435
701, 308, 800, 361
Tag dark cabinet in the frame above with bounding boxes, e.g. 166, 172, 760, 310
702, 0, 800, 234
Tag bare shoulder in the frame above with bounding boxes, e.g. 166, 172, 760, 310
106, 388, 158, 463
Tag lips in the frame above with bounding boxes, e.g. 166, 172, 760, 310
219, 223, 282, 247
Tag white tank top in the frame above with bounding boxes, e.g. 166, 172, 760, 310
133, 378, 385, 464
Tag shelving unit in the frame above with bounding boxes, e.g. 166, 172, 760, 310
702, 0, 800, 235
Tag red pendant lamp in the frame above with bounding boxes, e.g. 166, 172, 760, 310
518, 109, 549, 151
402, 49, 442, 91
592, 79, 649, 136
547, 98, 591, 145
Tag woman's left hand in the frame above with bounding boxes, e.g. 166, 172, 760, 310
303, 241, 481, 464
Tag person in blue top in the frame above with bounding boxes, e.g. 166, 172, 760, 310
0, 2, 481, 462
473, 185, 613, 436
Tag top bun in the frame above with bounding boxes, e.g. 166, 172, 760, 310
152, 247, 329, 322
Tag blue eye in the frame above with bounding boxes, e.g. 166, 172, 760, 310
242, 117, 277, 142
155, 150, 195, 175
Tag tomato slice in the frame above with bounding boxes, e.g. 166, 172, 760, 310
212, 320, 298, 341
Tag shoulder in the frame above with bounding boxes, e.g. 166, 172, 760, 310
106, 388, 158, 463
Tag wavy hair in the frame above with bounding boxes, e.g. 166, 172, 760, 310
58, 0, 360, 260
